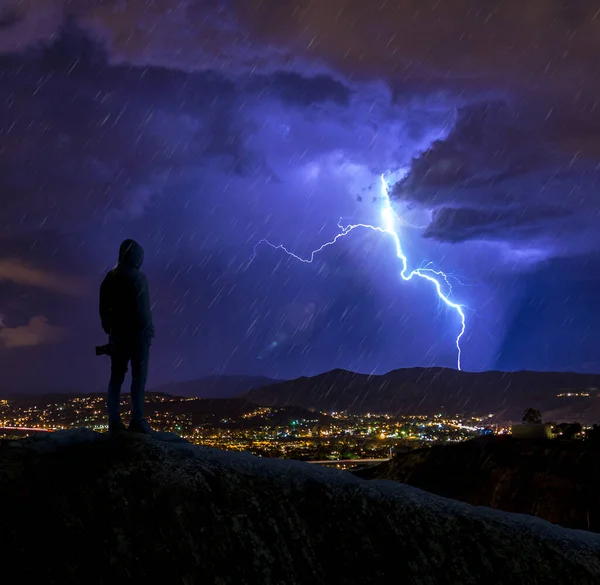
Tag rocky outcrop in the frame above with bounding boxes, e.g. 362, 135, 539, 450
355, 436, 600, 533
1, 429, 600, 584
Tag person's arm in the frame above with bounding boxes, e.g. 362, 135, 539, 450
99, 272, 113, 335
134, 272, 155, 340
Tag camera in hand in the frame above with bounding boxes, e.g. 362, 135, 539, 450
95, 343, 113, 356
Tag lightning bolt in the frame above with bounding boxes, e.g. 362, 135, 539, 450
251, 175, 467, 370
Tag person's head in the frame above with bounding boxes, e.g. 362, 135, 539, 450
118, 239, 144, 270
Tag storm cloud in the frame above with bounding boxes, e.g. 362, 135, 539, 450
2, 0, 600, 388
2, 1, 600, 84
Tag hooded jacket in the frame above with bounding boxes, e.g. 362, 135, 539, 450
99, 239, 155, 341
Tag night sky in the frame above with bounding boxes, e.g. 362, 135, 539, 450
2, 1, 600, 392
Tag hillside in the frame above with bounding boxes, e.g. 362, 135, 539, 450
149, 375, 279, 398
245, 367, 600, 419
1, 430, 600, 584
355, 436, 600, 533
2, 375, 279, 402
164, 397, 330, 429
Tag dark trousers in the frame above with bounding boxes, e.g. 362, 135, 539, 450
107, 336, 150, 424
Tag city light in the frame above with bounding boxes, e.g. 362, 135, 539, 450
0, 392, 505, 464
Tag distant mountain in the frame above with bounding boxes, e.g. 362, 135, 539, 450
542, 398, 600, 424
245, 367, 600, 420
149, 375, 279, 399
1, 387, 83, 399
1, 375, 279, 402
355, 436, 600, 533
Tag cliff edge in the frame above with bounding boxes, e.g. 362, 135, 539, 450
1, 429, 599, 584
354, 436, 600, 533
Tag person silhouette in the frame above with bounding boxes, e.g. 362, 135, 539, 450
99, 239, 155, 433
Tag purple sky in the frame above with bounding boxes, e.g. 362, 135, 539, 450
2, 1, 600, 392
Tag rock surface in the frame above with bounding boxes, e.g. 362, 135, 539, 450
1, 429, 600, 584
355, 436, 600, 533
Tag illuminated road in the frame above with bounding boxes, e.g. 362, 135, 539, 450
305, 458, 390, 466
0, 426, 53, 432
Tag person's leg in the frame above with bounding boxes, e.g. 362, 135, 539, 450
108, 348, 129, 431
129, 340, 151, 431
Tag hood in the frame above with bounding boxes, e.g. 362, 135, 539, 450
118, 239, 144, 270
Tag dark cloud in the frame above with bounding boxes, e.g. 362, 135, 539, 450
244, 1, 600, 90
2, 1, 600, 91
423, 205, 571, 243
0, 26, 356, 231
0, 8, 21, 29
392, 100, 600, 252
395, 101, 577, 204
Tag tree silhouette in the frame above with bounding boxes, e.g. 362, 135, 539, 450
555, 422, 582, 440
585, 424, 600, 444
522, 408, 542, 424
